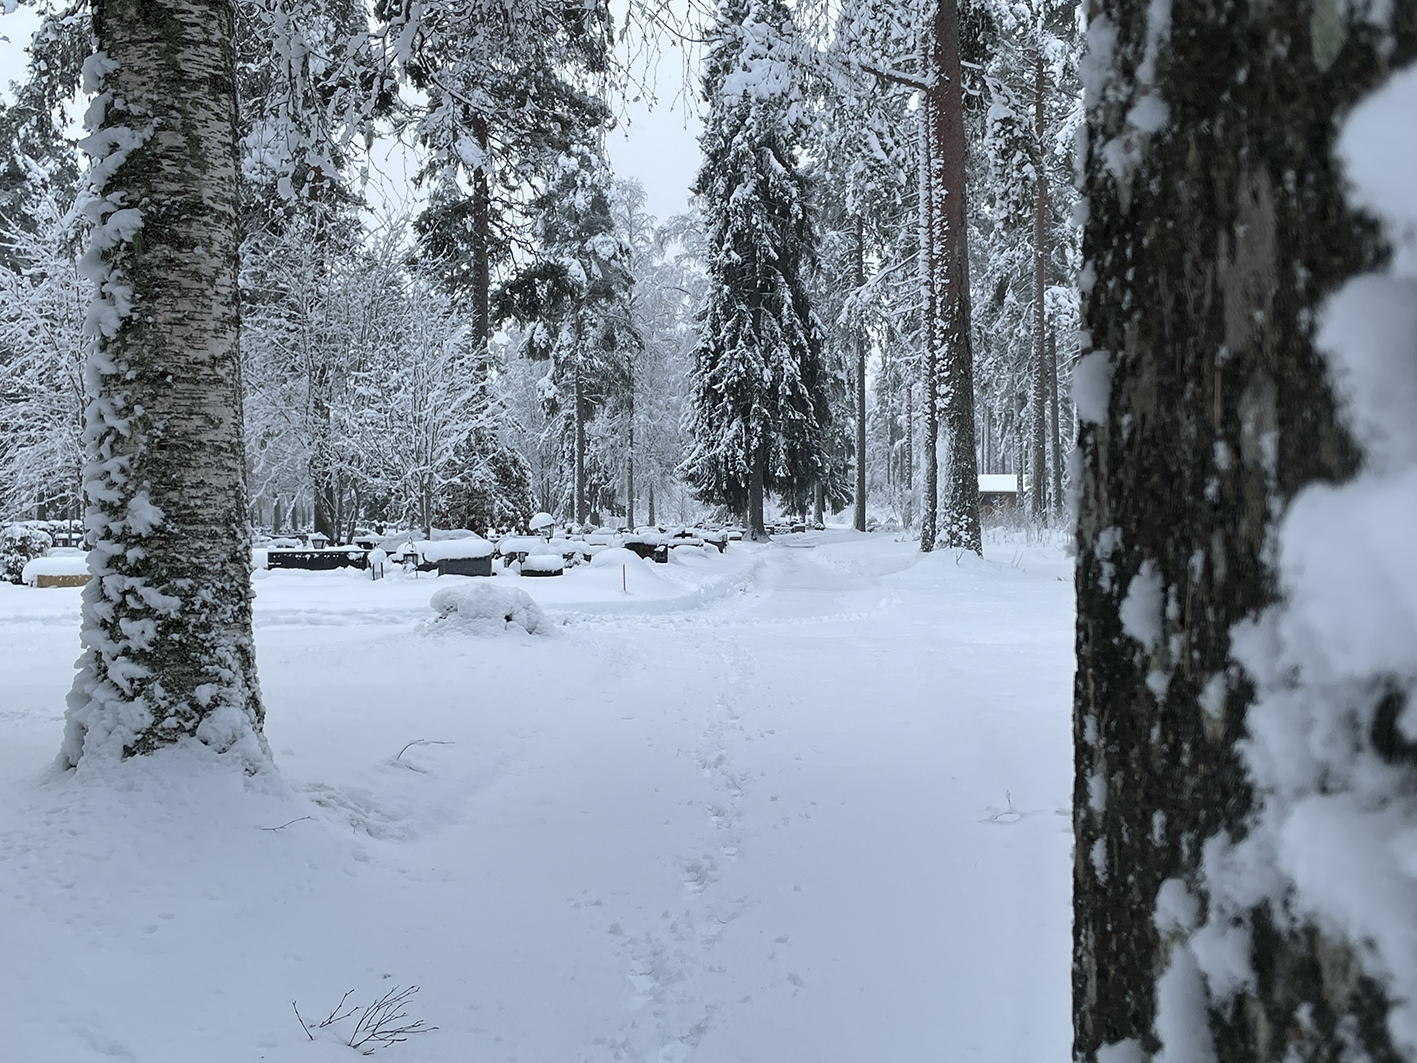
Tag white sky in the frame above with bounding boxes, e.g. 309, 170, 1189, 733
0, 5, 702, 227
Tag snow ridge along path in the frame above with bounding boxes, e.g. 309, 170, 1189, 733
0, 531, 1073, 1062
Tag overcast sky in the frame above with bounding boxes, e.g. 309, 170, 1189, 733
0, 6, 702, 227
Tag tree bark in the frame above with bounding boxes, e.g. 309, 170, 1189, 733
748, 448, 766, 540
1046, 325, 1062, 515
1073, 2, 1412, 1060
471, 113, 491, 361
627, 390, 635, 530
918, 90, 938, 553
854, 215, 868, 533
63, 0, 265, 767
574, 362, 586, 526
926, 0, 981, 553
1030, 45, 1049, 519
647, 482, 655, 527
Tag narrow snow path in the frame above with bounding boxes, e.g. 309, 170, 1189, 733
0, 533, 1074, 1062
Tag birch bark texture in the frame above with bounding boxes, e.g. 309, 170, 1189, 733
1073, 0, 1413, 1060
63, 0, 266, 768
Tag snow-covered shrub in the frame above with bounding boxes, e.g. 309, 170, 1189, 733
428, 583, 549, 635
1, 525, 53, 584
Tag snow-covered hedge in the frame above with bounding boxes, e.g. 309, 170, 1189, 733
1, 525, 54, 584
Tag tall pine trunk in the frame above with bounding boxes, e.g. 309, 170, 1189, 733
917, 94, 939, 553
1073, 1, 1413, 1060
748, 450, 766, 540
854, 215, 868, 532
1030, 45, 1049, 519
471, 114, 491, 360
574, 362, 586, 526
627, 387, 635, 530
927, 0, 981, 553
63, 0, 264, 767
1046, 326, 1062, 515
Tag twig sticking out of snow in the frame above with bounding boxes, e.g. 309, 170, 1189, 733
396, 739, 454, 762
292, 986, 436, 1054
260, 816, 313, 832
347, 985, 437, 1052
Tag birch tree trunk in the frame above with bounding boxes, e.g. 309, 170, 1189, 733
63, 0, 265, 768
1073, 1, 1413, 1059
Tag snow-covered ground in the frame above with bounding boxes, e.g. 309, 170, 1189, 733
0, 530, 1074, 1062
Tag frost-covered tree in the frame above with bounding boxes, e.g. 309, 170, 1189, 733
973, 0, 1079, 519
496, 146, 638, 525
1073, 3, 1416, 1062
611, 180, 700, 528
680, 0, 829, 538
0, 164, 87, 519
383, 0, 616, 355
62, 0, 266, 768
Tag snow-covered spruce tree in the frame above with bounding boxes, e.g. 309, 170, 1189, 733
0, 165, 88, 520
62, 0, 266, 768
1073, 3, 1415, 1061
496, 146, 638, 526
384, 0, 616, 357
681, 0, 829, 539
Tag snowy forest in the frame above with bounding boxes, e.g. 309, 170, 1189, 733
0, 0, 1415, 1059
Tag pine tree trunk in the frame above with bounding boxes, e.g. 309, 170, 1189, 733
927, 0, 981, 553
627, 398, 635, 530
574, 363, 586, 526
1046, 326, 1062, 515
748, 451, 766, 540
647, 482, 655, 527
903, 382, 913, 529
813, 481, 824, 526
471, 114, 491, 360
1073, 2, 1412, 1060
63, 0, 265, 767
854, 215, 868, 533
1030, 46, 1049, 519
918, 93, 939, 553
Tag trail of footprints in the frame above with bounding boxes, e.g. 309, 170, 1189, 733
596, 648, 757, 1063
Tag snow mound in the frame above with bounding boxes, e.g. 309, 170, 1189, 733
21, 553, 90, 585
429, 583, 549, 635
521, 554, 565, 576
415, 536, 495, 561
589, 546, 642, 569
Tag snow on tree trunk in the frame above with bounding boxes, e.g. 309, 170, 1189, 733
917, 92, 939, 553
926, 0, 981, 554
851, 216, 869, 533
1047, 325, 1062, 516
1072, 0, 1413, 1058
63, 0, 266, 769
1030, 47, 1050, 520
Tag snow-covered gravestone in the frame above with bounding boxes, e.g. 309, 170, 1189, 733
61, 2, 266, 768
428, 583, 549, 635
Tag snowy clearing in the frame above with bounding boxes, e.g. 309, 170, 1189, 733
0, 532, 1073, 1062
